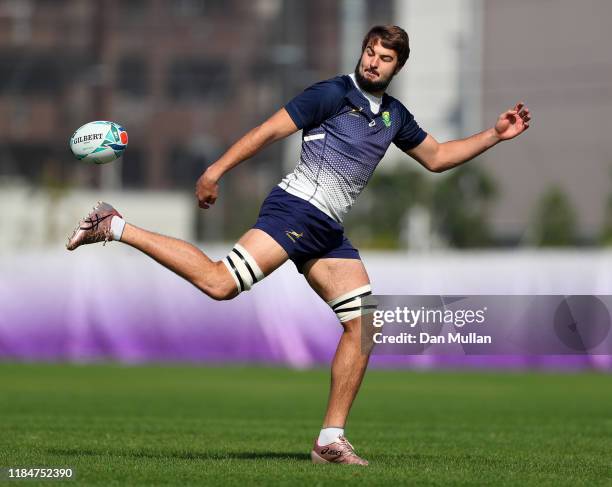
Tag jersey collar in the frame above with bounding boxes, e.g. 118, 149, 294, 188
344, 74, 390, 120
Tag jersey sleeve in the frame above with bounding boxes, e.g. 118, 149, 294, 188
285, 77, 348, 130
393, 104, 427, 151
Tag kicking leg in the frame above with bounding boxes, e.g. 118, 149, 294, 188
120, 225, 287, 299
304, 257, 372, 465
66, 201, 288, 300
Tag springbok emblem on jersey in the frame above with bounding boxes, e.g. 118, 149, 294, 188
382, 111, 391, 127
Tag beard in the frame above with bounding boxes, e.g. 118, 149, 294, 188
353, 59, 394, 94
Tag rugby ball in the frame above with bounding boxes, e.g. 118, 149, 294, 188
69, 121, 128, 164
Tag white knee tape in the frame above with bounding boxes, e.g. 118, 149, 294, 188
222, 243, 265, 293
327, 284, 375, 323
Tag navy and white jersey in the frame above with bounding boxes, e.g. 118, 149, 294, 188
280, 74, 427, 223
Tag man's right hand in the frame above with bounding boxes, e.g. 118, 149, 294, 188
194, 108, 299, 210
195, 170, 219, 209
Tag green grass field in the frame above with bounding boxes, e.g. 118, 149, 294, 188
1, 364, 611, 486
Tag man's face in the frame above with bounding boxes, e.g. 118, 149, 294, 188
354, 38, 400, 94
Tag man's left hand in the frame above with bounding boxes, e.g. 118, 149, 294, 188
494, 102, 531, 141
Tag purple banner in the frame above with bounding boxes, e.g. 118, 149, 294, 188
1, 247, 612, 370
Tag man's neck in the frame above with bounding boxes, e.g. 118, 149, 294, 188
348, 73, 382, 114
349, 73, 384, 99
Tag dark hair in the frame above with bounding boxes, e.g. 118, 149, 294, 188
361, 25, 410, 69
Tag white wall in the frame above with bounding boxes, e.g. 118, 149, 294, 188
0, 181, 195, 253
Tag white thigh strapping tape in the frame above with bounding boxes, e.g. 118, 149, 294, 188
222, 243, 265, 293
327, 284, 375, 322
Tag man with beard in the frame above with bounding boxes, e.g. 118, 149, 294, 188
67, 25, 531, 465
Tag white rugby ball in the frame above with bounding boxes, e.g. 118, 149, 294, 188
69, 121, 128, 164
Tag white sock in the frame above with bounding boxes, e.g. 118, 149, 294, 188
110, 216, 126, 241
318, 427, 344, 446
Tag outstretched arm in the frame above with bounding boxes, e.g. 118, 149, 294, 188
407, 102, 531, 173
196, 108, 299, 209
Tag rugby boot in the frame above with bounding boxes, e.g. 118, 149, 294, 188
310, 436, 369, 465
66, 201, 122, 251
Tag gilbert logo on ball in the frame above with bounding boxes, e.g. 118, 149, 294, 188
69, 121, 128, 164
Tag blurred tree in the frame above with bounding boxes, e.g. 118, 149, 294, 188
431, 164, 498, 248
346, 161, 498, 249
345, 166, 429, 249
530, 185, 578, 247
599, 168, 612, 246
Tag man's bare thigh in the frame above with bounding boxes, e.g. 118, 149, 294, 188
234, 228, 289, 276
303, 258, 370, 302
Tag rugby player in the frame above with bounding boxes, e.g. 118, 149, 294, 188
67, 25, 531, 465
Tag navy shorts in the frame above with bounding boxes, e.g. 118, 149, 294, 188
253, 186, 361, 272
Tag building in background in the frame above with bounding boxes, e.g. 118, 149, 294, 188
383, 0, 612, 246
0, 0, 393, 243
481, 0, 612, 244
0, 0, 611, 246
